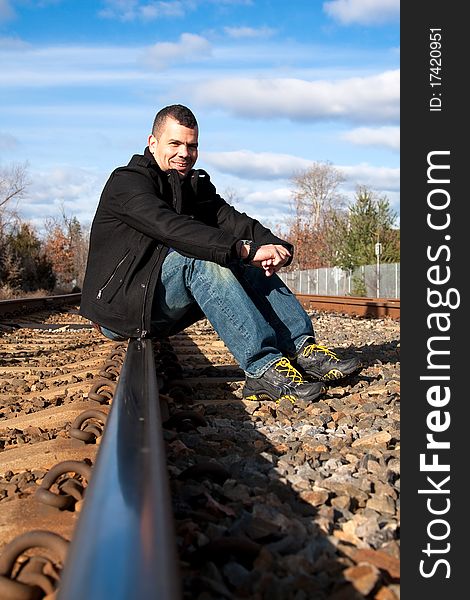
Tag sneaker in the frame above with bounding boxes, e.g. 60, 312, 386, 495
242, 357, 325, 403
294, 338, 362, 382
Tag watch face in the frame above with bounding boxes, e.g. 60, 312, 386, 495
241, 240, 253, 262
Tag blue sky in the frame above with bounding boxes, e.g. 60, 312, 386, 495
0, 0, 399, 233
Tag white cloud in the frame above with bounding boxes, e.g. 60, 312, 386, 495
20, 166, 106, 230
203, 150, 399, 193
0, 0, 14, 22
0, 36, 29, 49
338, 163, 399, 191
192, 70, 399, 123
0, 39, 397, 92
0, 131, 19, 152
224, 186, 293, 227
0, 49, 384, 97
204, 150, 312, 180
209, 0, 253, 4
342, 126, 399, 151
244, 187, 292, 205
143, 33, 212, 70
0, 44, 148, 87
323, 0, 399, 26
223, 26, 276, 39
225, 181, 398, 226
0, 68, 149, 87
19, 160, 398, 233
98, 0, 253, 22
99, 0, 185, 22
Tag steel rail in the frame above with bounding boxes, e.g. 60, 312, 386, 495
0, 291, 400, 322
0, 292, 82, 317
57, 339, 182, 600
296, 294, 400, 319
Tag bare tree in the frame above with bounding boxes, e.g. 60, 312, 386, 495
0, 162, 30, 294
0, 162, 29, 213
290, 161, 346, 228
42, 208, 90, 290
222, 187, 241, 205
284, 162, 347, 269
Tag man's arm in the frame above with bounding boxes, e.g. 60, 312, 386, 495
104, 169, 242, 266
237, 241, 292, 277
194, 170, 294, 263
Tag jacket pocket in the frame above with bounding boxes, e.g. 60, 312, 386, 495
96, 250, 135, 303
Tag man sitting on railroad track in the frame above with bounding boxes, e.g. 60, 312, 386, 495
79, 104, 362, 404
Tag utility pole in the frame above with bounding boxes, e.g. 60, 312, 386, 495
375, 240, 382, 298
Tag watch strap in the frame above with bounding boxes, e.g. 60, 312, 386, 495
241, 240, 259, 264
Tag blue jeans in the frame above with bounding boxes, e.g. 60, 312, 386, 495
101, 252, 315, 377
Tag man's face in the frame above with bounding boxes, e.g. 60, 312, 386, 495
148, 117, 198, 178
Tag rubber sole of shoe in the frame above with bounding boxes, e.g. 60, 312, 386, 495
243, 389, 325, 403
244, 392, 296, 403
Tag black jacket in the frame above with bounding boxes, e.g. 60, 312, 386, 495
79, 148, 293, 338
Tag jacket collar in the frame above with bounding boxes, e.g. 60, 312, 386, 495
143, 146, 161, 172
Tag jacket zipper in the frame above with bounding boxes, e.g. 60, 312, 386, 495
140, 268, 150, 337
141, 173, 182, 338
139, 247, 168, 338
96, 251, 130, 299
140, 272, 150, 338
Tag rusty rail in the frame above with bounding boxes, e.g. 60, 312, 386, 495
57, 339, 182, 599
296, 294, 400, 319
0, 292, 400, 322
0, 293, 82, 318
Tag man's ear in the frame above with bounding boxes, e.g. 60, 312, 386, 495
148, 134, 157, 152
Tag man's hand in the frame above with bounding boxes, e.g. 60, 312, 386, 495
241, 243, 291, 276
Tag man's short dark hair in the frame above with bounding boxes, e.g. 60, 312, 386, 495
152, 104, 198, 137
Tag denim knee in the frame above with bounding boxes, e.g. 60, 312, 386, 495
99, 326, 128, 342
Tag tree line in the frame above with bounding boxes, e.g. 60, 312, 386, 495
1, 161, 399, 300
0, 163, 88, 299
278, 162, 400, 295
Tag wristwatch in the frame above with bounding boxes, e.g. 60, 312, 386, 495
240, 240, 259, 264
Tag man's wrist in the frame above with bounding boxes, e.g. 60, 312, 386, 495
237, 240, 249, 260
239, 239, 258, 264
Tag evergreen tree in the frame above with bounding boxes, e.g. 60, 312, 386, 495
4, 223, 55, 292
329, 187, 400, 271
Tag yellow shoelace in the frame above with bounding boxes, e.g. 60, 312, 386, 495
302, 343, 339, 361
274, 358, 304, 383
277, 395, 297, 405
